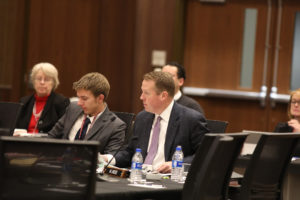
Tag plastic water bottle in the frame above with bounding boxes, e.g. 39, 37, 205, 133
130, 148, 143, 182
171, 145, 184, 182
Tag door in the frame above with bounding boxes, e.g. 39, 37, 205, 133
183, 0, 300, 132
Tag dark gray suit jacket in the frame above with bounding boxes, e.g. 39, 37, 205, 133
115, 102, 209, 168
177, 94, 204, 115
48, 102, 126, 154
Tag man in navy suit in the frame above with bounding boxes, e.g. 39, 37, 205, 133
104, 71, 208, 173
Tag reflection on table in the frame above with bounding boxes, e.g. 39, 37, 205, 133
95, 175, 183, 200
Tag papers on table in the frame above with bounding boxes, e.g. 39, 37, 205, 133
128, 183, 166, 189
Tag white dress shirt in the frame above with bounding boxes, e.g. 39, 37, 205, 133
173, 90, 182, 101
147, 100, 173, 170
68, 107, 105, 141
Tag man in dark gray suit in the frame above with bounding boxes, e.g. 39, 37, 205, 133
48, 72, 126, 154
103, 71, 208, 173
162, 62, 204, 115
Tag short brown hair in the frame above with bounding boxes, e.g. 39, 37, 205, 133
288, 88, 300, 119
73, 72, 110, 100
143, 71, 175, 97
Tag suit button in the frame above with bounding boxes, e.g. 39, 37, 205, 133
39, 120, 43, 124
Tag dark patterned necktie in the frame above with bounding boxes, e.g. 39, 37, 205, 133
75, 118, 91, 140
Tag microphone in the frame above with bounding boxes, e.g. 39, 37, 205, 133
97, 141, 130, 181
99, 143, 124, 175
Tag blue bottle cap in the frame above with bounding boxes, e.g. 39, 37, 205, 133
176, 146, 182, 151
136, 148, 142, 153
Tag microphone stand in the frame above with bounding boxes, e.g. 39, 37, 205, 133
97, 143, 128, 182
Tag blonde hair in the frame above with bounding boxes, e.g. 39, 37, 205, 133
30, 62, 59, 90
73, 72, 110, 100
288, 88, 300, 119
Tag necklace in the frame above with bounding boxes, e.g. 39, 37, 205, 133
32, 102, 43, 133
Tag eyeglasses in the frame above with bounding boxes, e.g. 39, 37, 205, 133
291, 100, 300, 105
35, 77, 52, 83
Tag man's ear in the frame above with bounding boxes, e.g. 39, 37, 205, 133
97, 94, 105, 103
161, 91, 169, 100
178, 78, 184, 87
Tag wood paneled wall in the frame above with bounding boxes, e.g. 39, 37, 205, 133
0, 0, 182, 114
0, 0, 27, 101
25, 0, 136, 112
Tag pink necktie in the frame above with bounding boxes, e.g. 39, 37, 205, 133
144, 116, 162, 164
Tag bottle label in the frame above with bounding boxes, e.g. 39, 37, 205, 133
172, 160, 183, 168
131, 162, 142, 170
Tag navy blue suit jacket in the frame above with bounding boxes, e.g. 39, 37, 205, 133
115, 102, 209, 168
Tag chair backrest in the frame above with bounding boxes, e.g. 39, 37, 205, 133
239, 132, 300, 200
0, 136, 99, 200
113, 111, 135, 143
0, 102, 23, 136
182, 133, 248, 200
207, 119, 228, 133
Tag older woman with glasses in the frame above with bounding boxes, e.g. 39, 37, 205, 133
15, 62, 70, 134
274, 88, 300, 133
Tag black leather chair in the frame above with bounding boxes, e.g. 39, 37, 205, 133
207, 119, 229, 133
231, 132, 300, 200
0, 102, 22, 136
182, 133, 248, 200
113, 111, 135, 143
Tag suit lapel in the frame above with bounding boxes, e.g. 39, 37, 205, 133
139, 113, 155, 157
84, 107, 111, 140
63, 104, 83, 139
39, 92, 54, 118
164, 103, 180, 160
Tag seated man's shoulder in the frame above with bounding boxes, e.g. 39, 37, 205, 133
110, 112, 126, 126
178, 95, 204, 114
176, 102, 204, 118
69, 101, 81, 109
136, 110, 153, 119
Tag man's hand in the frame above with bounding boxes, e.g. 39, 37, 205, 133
156, 161, 172, 173
98, 154, 108, 163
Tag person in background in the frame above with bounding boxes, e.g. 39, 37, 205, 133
15, 62, 70, 134
274, 88, 300, 133
48, 72, 126, 154
162, 62, 204, 115
102, 71, 208, 173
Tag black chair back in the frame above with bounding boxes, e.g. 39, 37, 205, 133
238, 132, 300, 200
0, 102, 22, 136
182, 133, 248, 200
207, 119, 228, 133
113, 111, 135, 143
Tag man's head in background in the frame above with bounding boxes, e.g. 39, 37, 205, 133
162, 62, 186, 94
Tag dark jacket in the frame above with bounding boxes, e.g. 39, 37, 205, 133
274, 122, 293, 133
115, 102, 209, 168
177, 94, 204, 115
16, 92, 70, 133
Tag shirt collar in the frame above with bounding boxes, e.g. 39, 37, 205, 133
156, 100, 174, 123
87, 105, 106, 123
173, 90, 182, 101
